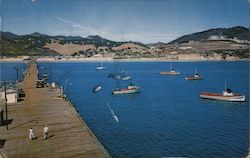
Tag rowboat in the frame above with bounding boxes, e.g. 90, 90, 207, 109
92, 85, 102, 93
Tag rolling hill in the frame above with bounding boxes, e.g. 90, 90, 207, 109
169, 26, 249, 44
0, 32, 147, 56
0, 26, 249, 59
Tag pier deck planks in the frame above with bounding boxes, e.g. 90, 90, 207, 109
0, 62, 110, 158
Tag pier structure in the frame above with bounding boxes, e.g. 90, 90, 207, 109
0, 61, 110, 158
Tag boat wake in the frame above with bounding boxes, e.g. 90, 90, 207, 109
106, 101, 119, 122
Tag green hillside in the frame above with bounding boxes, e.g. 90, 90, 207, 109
169, 26, 249, 44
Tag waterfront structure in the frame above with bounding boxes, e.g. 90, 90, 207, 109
0, 61, 110, 158
0, 89, 19, 104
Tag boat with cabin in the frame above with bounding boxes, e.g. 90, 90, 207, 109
185, 68, 203, 80
112, 83, 140, 95
160, 64, 180, 75
200, 83, 245, 102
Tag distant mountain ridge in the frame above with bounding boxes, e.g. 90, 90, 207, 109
0, 26, 249, 57
169, 26, 249, 44
0, 31, 147, 56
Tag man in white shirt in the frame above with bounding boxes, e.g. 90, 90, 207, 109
43, 125, 49, 140
29, 127, 35, 140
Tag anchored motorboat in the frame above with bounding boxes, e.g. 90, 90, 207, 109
200, 83, 245, 102
112, 83, 140, 95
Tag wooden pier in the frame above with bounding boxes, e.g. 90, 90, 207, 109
0, 61, 110, 158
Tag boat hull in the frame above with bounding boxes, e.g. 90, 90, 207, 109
200, 92, 245, 102
160, 71, 180, 75
121, 76, 131, 80
93, 85, 102, 93
185, 76, 203, 80
112, 89, 139, 95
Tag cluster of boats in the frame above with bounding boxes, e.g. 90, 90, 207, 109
160, 65, 203, 80
160, 64, 245, 102
93, 83, 140, 95
94, 63, 245, 102
95, 64, 140, 95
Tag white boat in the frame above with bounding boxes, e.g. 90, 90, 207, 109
121, 76, 131, 80
160, 64, 180, 75
93, 84, 102, 93
112, 84, 140, 95
108, 72, 131, 80
96, 62, 105, 70
185, 68, 203, 80
121, 72, 131, 80
200, 83, 245, 102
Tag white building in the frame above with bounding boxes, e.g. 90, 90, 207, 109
0, 89, 19, 104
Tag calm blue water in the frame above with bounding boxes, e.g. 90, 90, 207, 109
0, 62, 27, 87
2, 61, 249, 157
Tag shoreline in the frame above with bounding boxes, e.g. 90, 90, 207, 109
1, 57, 249, 62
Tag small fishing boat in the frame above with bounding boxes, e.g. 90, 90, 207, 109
108, 73, 122, 80
108, 72, 131, 80
185, 68, 203, 80
200, 84, 245, 102
160, 64, 180, 75
112, 83, 140, 95
96, 62, 105, 70
121, 76, 131, 80
93, 84, 102, 93
121, 71, 131, 80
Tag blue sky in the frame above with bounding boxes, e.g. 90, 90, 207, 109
1, 0, 249, 43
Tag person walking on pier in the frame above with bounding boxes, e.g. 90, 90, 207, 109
29, 127, 36, 140
43, 124, 49, 140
